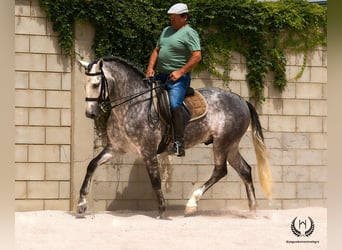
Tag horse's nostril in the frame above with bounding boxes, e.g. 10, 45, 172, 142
85, 111, 97, 119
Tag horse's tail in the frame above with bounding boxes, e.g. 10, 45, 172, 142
246, 101, 273, 200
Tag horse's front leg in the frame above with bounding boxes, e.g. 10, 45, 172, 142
144, 156, 166, 219
77, 146, 117, 214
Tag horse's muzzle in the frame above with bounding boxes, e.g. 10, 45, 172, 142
85, 108, 99, 119
86, 112, 97, 119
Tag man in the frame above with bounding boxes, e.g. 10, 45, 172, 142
146, 3, 202, 156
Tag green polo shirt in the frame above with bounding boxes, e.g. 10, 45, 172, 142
156, 25, 201, 74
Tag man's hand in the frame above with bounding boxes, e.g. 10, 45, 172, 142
146, 68, 155, 78
169, 50, 202, 81
169, 70, 184, 81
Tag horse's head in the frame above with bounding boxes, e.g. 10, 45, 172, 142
79, 59, 108, 119
79, 56, 148, 119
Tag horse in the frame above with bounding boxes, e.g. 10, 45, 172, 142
77, 56, 272, 218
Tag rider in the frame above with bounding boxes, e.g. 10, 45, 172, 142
146, 3, 202, 156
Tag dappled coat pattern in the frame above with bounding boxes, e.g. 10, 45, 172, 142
77, 56, 272, 218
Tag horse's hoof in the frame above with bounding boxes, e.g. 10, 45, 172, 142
184, 206, 198, 217
157, 208, 168, 220
157, 213, 171, 220
77, 202, 88, 214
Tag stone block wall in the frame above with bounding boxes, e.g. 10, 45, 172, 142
15, 0, 72, 210
14, 0, 327, 212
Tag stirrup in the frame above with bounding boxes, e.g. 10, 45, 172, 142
173, 141, 185, 157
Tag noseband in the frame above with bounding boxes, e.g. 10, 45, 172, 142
85, 68, 111, 112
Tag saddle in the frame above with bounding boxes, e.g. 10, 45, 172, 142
151, 80, 208, 154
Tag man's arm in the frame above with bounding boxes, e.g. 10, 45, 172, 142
169, 50, 202, 81
146, 47, 160, 77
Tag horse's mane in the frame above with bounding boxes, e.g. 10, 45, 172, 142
102, 56, 145, 78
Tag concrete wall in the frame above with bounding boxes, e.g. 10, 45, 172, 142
15, 0, 72, 210
15, 0, 327, 212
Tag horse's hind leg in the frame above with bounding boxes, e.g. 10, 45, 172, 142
77, 146, 118, 214
185, 140, 230, 216
227, 148, 257, 211
185, 160, 228, 216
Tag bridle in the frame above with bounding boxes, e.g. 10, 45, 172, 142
85, 68, 111, 110
85, 68, 112, 112
84, 66, 166, 113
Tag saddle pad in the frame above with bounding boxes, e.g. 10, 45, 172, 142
184, 90, 208, 122
152, 83, 208, 124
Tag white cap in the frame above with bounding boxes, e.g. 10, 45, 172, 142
167, 3, 189, 14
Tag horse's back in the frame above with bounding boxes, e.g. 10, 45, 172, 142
198, 87, 250, 119
184, 87, 251, 147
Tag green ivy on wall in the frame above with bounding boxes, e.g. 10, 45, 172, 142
39, 0, 326, 103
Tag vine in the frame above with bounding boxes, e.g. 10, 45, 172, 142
39, 0, 326, 103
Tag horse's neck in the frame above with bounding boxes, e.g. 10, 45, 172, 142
107, 70, 147, 103
113, 75, 146, 97
103, 60, 147, 98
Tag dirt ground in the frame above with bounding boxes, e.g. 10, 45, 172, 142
15, 207, 326, 250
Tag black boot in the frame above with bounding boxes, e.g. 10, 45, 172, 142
172, 106, 190, 157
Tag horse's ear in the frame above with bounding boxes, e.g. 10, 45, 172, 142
78, 60, 90, 69
98, 59, 104, 68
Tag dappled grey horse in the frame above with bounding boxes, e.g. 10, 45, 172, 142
78, 56, 272, 218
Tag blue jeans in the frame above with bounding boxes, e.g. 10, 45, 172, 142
155, 73, 190, 110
